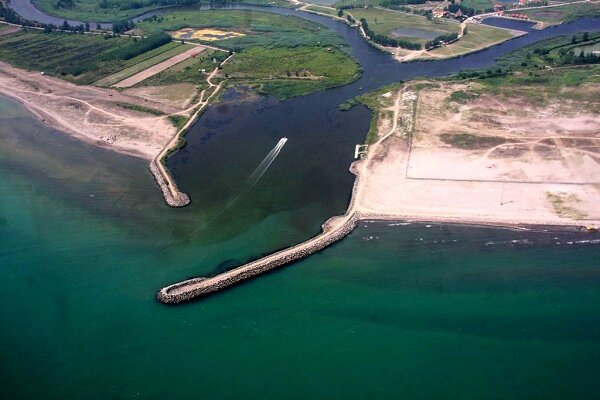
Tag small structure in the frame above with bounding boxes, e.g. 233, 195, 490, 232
354, 144, 368, 159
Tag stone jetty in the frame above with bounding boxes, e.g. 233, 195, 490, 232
149, 160, 190, 208
157, 212, 359, 303
156, 160, 365, 304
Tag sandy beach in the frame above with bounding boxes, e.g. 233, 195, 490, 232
0, 61, 182, 159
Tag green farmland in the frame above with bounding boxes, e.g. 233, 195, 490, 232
459, 0, 495, 12
0, 29, 185, 84
31, 0, 293, 23
94, 42, 194, 86
139, 49, 228, 87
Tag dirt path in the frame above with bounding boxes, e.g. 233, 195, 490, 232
114, 45, 207, 88
150, 53, 235, 206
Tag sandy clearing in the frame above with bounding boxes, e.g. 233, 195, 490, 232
354, 83, 600, 227
0, 26, 21, 36
113, 45, 207, 88
0, 62, 188, 159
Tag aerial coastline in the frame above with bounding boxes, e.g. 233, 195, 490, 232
1, 1, 599, 302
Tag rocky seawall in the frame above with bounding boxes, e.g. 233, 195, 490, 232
149, 161, 190, 208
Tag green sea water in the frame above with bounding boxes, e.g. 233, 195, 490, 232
1, 95, 600, 399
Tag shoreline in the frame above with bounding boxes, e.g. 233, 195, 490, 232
157, 155, 598, 304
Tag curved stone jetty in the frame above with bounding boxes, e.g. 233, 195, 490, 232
157, 212, 359, 303
157, 161, 365, 303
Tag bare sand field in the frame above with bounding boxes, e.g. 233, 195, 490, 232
113, 45, 207, 88
0, 62, 192, 159
355, 82, 600, 226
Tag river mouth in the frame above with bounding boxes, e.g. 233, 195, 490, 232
2, 4, 600, 399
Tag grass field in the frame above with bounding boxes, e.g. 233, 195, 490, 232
304, 5, 339, 17
221, 45, 361, 99
0, 30, 178, 84
453, 32, 600, 107
349, 8, 461, 45
520, 3, 600, 23
95, 42, 193, 86
31, 0, 293, 23
459, 0, 495, 12
136, 9, 360, 98
138, 9, 347, 49
428, 23, 516, 57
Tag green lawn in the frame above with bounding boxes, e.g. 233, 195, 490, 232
428, 23, 516, 57
137, 9, 347, 49
31, 0, 293, 23
349, 8, 461, 45
94, 41, 193, 86
520, 3, 600, 23
459, 0, 495, 12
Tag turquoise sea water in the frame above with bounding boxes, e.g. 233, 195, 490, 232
1, 95, 600, 399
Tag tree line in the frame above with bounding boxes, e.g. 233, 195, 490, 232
425, 32, 459, 50
360, 18, 421, 50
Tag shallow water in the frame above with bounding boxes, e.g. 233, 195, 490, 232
1, 103, 599, 398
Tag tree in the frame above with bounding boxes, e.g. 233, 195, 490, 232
84, 22, 90, 31
583, 31, 589, 41
337, 9, 343, 17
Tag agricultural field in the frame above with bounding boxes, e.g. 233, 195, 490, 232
349, 7, 461, 45
520, 2, 600, 24
138, 49, 228, 87
221, 46, 361, 99
137, 9, 348, 49
0, 29, 179, 84
31, 0, 293, 22
95, 42, 194, 86
427, 22, 517, 57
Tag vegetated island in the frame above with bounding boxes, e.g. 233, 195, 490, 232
0, 5, 361, 206
159, 32, 600, 303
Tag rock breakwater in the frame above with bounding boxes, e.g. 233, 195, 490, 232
157, 214, 359, 303
157, 160, 366, 304
149, 161, 190, 208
